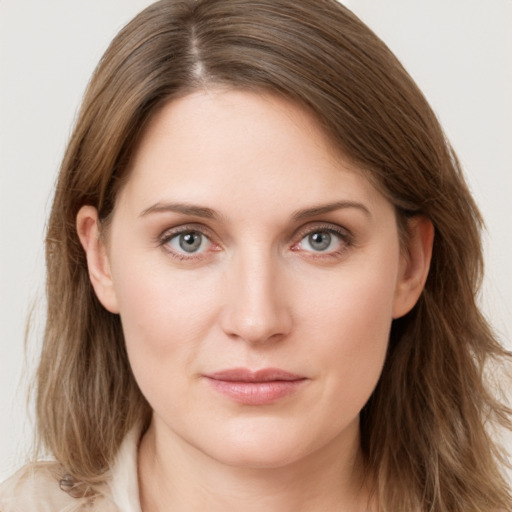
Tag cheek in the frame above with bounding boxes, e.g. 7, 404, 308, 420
119, 274, 217, 339
110, 260, 234, 436
109, 249, 217, 364
113, 271, 216, 417
296, 256, 399, 405
299, 251, 398, 342
314, 281, 393, 365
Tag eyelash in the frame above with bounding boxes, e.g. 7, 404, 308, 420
291, 224, 353, 259
157, 223, 354, 261
158, 224, 218, 261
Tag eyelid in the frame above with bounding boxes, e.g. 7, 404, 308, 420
155, 221, 354, 260
290, 222, 354, 256
157, 223, 221, 257
292, 221, 352, 242
158, 222, 216, 242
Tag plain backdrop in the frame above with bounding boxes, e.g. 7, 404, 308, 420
1, 0, 511, 481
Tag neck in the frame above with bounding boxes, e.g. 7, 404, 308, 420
137, 418, 375, 512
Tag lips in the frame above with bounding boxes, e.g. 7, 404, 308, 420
204, 368, 307, 405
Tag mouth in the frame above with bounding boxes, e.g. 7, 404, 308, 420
203, 368, 308, 405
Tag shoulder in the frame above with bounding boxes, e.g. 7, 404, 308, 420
0, 462, 118, 512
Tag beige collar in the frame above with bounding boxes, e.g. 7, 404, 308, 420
108, 427, 143, 512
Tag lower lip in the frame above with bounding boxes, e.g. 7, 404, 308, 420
205, 378, 306, 405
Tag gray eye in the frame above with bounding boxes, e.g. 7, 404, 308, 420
307, 232, 332, 251
298, 230, 345, 254
179, 232, 203, 252
167, 231, 208, 254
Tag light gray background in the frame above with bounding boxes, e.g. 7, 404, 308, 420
1, 0, 511, 480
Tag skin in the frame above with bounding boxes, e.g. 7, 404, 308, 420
78, 89, 433, 511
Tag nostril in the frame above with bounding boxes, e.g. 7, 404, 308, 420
220, 306, 292, 345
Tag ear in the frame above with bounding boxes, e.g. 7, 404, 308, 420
392, 216, 434, 319
76, 206, 120, 314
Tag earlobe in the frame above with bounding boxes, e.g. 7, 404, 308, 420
76, 206, 120, 314
392, 216, 434, 319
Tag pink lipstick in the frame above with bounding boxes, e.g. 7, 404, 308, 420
204, 368, 307, 405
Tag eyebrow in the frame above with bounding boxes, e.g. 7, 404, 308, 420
139, 199, 371, 221
139, 202, 219, 219
291, 200, 371, 220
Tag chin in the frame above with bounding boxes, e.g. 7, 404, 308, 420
209, 442, 308, 470
192, 419, 325, 470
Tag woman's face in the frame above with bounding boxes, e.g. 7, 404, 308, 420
83, 89, 429, 469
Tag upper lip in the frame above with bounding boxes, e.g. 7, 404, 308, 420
205, 368, 306, 382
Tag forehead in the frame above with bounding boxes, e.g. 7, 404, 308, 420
117, 89, 389, 219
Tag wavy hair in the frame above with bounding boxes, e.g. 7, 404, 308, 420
36, 1, 511, 510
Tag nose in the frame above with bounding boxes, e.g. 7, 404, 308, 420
219, 250, 293, 345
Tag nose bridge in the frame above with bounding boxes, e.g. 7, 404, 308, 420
220, 244, 291, 344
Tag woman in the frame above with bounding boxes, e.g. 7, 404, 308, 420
1, 0, 510, 510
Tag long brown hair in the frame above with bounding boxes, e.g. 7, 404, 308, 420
36, 1, 511, 510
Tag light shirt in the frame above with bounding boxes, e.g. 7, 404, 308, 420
0, 428, 142, 512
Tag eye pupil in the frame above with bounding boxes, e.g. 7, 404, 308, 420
179, 232, 202, 252
308, 232, 331, 251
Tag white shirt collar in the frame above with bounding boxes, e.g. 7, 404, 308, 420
108, 427, 143, 512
